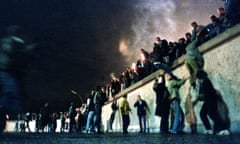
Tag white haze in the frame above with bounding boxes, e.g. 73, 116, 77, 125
118, 0, 223, 65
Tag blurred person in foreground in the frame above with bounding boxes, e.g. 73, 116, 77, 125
0, 25, 36, 133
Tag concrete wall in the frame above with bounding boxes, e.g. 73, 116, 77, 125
102, 24, 240, 133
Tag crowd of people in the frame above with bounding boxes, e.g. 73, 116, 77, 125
0, 0, 239, 135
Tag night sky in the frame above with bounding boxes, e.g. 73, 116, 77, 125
0, 0, 224, 113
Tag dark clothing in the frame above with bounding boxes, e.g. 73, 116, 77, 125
136, 60, 152, 81
122, 114, 130, 134
109, 101, 118, 130
203, 23, 224, 39
224, 0, 240, 26
153, 79, 170, 133
40, 106, 49, 131
134, 99, 149, 133
93, 91, 107, 133
111, 80, 121, 97
69, 105, 76, 133
151, 43, 164, 63
87, 95, 95, 112
134, 100, 148, 116
198, 77, 230, 133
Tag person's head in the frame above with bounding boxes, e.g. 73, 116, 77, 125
217, 7, 225, 15
161, 39, 168, 47
178, 38, 185, 44
185, 32, 191, 39
155, 36, 161, 44
209, 15, 219, 25
137, 95, 141, 100
191, 21, 198, 29
165, 73, 171, 81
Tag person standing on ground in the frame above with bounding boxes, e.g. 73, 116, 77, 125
134, 95, 150, 133
85, 90, 95, 133
93, 86, 108, 134
40, 102, 50, 132
120, 95, 131, 134
165, 73, 186, 134
153, 75, 171, 134
68, 102, 77, 133
109, 99, 118, 131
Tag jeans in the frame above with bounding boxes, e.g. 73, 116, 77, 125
85, 111, 95, 132
138, 115, 146, 132
94, 104, 102, 132
153, 63, 175, 79
170, 99, 184, 133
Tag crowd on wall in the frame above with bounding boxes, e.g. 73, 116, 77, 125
1, 0, 240, 135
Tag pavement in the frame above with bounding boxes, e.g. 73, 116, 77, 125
1, 132, 240, 144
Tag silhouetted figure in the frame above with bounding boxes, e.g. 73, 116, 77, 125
93, 86, 108, 134
68, 102, 77, 133
153, 75, 170, 134
195, 70, 231, 135
60, 112, 66, 133
24, 112, 31, 132
40, 102, 50, 132
109, 100, 118, 131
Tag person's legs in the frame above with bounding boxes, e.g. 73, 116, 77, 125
122, 115, 128, 134
94, 104, 102, 133
109, 111, 115, 130
200, 103, 212, 130
138, 115, 143, 132
160, 105, 170, 133
142, 115, 147, 133
170, 99, 181, 133
185, 60, 199, 87
85, 111, 94, 132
